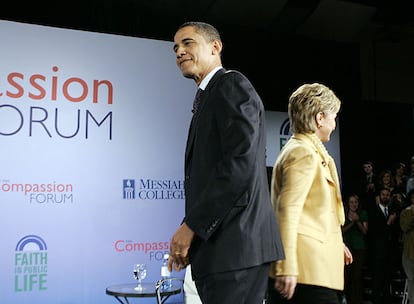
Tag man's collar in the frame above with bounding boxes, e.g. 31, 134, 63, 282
199, 66, 223, 90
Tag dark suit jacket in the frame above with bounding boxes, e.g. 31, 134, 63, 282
367, 203, 399, 266
183, 68, 284, 279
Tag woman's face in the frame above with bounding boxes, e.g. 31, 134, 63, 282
382, 172, 391, 184
348, 196, 359, 211
315, 111, 337, 143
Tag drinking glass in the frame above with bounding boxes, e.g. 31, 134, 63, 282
133, 263, 147, 291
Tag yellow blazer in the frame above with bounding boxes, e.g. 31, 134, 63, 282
270, 133, 345, 290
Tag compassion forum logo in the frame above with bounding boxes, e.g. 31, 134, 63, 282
0, 66, 114, 140
114, 239, 169, 261
0, 179, 74, 204
14, 235, 48, 292
123, 178, 184, 200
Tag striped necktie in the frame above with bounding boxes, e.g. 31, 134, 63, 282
191, 88, 203, 114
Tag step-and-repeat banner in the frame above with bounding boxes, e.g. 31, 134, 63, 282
0, 20, 340, 304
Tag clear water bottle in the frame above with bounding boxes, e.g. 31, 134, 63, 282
160, 253, 172, 290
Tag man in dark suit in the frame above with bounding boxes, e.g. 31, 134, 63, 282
367, 187, 399, 304
168, 21, 284, 304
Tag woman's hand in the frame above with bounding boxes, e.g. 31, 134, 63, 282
274, 276, 297, 300
344, 245, 353, 265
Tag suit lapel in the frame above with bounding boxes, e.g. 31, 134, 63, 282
185, 69, 226, 166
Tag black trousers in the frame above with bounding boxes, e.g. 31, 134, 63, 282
266, 277, 342, 304
194, 263, 270, 304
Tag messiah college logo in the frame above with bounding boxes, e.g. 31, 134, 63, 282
14, 235, 48, 292
123, 179, 135, 199
123, 178, 184, 200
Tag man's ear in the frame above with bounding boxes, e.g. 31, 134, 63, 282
212, 40, 223, 55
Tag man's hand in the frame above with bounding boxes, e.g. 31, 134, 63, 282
168, 222, 195, 272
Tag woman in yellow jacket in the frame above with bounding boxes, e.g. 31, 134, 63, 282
269, 83, 353, 304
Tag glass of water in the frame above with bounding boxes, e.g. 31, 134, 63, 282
133, 263, 147, 291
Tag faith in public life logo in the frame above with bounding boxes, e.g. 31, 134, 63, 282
123, 179, 135, 199
14, 235, 48, 292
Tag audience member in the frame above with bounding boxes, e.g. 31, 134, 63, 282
389, 189, 407, 273
342, 194, 368, 304
393, 162, 408, 194
407, 156, 414, 195
268, 83, 352, 304
400, 189, 414, 304
390, 189, 408, 212
377, 169, 395, 194
366, 187, 399, 304
357, 160, 377, 210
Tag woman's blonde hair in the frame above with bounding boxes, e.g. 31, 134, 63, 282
288, 83, 341, 134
